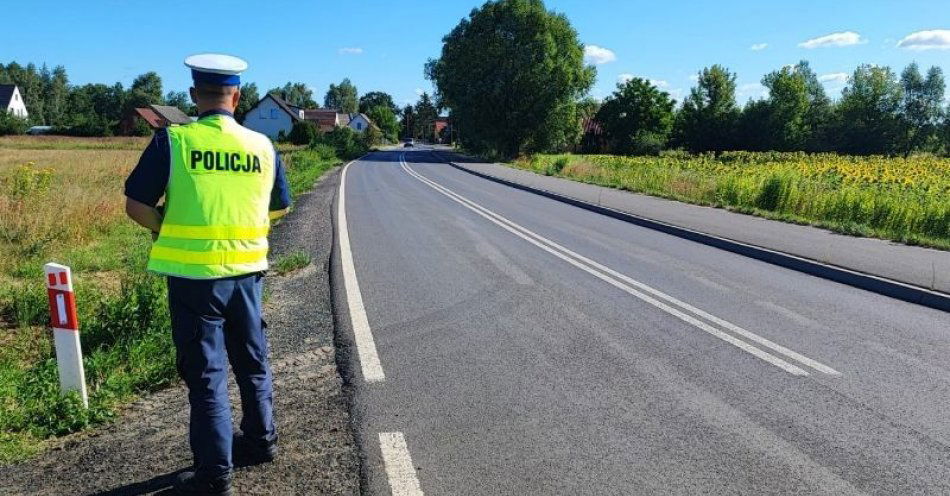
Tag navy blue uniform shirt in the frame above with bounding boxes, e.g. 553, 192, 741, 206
124, 109, 292, 211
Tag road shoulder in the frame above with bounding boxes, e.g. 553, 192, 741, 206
0, 168, 360, 495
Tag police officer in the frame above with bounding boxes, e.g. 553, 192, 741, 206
124, 53, 290, 496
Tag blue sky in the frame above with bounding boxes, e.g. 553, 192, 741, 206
2, 1, 948, 106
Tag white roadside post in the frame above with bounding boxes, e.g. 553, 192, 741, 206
44, 262, 88, 407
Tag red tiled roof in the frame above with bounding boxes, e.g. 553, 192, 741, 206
134, 107, 164, 128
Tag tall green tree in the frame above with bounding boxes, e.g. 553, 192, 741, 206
165, 90, 195, 116
794, 61, 833, 151
400, 105, 415, 139
425, 0, 595, 158
671, 65, 739, 152
759, 65, 810, 151
268, 82, 316, 108
41, 65, 69, 126
124, 71, 165, 118
235, 82, 260, 122
412, 92, 439, 140
324, 78, 358, 113
836, 64, 903, 155
898, 63, 945, 157
366, 105, 400, 142
359, 91, 397, 114
596, 78, 675, 155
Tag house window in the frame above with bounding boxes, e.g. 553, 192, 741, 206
356, 122, 363, 131
260, 107, 267, 119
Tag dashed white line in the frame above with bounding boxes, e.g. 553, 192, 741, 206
379, 432, 425, 495
338, 160, 385, 383
400, 154, 839, 377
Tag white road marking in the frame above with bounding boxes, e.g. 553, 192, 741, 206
401, 154, 839, 377
338, 160, 385, 383
379, 432, 425, 496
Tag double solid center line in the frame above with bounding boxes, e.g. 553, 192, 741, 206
399, 153, 839, 377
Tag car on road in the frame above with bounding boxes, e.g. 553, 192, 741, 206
404, 139, 414, 147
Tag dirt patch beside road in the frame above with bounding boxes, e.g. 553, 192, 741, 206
0, 167, 360, 495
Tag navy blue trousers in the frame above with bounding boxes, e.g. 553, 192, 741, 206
168, 273, 276, 478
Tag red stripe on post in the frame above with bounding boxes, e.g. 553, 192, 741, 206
48, 273, 57, 286
59, 272, 68, 285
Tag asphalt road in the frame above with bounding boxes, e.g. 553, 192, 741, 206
334, 148, 950, 495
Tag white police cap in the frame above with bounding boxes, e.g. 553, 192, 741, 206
184, 53, 248, 86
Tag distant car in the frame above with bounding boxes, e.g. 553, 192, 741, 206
404, 139, 414, 148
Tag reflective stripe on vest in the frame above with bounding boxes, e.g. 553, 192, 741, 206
147, 115, 275, 279
159, 224, 270, 240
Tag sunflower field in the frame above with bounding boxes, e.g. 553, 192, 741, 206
513, 152, 950, 249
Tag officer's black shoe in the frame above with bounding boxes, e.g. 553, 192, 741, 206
233, 432, 278, 464
172, 470, 233, 496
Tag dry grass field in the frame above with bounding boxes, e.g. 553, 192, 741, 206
0, 135, 337, 462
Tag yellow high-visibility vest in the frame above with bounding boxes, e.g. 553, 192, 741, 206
147, 114, 275, 279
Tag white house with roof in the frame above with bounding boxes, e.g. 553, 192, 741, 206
242, 93, 303, 139
0, 85, 28, 119
347, 113, 372, 133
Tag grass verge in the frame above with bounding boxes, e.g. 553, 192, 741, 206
0, 137, 340, 464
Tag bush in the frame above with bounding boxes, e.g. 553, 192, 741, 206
312, 126, 368, 160
0, 111, 29, 136
288, 121, 318, 145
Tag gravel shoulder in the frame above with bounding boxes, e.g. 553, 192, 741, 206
0, 167, 360, 495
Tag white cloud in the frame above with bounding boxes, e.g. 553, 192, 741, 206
688, 74, 699, 82
897, 29, 950, 51
650, 79, 669, 88
750, 43, 768, 51
338, 47, 364, 55
617, 73, 634, 84
818, 72, 849, 85
584, 45, 616, 65
414, 88, 425, 96
798, 31, 865, 49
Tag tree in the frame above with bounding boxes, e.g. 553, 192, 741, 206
366, 105, 400, 142
671, 65, 739, 152
324, 78, 358, 113
288, 120, 318, 145
412, 92, 439, 141
124, 71, 165, 120
235, 82, 259, 122
577, 97, 601, 121
425, 0, 595, 158
759, 65, 810, 151
165, 90, 195, 116
268, 82, 316, 108
836, 64, 903, 155
898, 63, 945, 157
794, 61, 833, 151
359, 91, 397, 114
400, 105, 415, 139
596, 78, 676, 155
62, 83, 124, 136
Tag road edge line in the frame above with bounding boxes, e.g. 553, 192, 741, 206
337, 159, 386, 383
379, 432, 425, 495
439, 156, 949, 313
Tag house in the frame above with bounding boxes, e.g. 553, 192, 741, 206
303, 109, 340, 132
0, 84, 29, 120
302, 109, 374, 134
433, 117, 451, 143
347, 113, 372, 133
120, 104, 192, 135
242, 93, 304, 139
